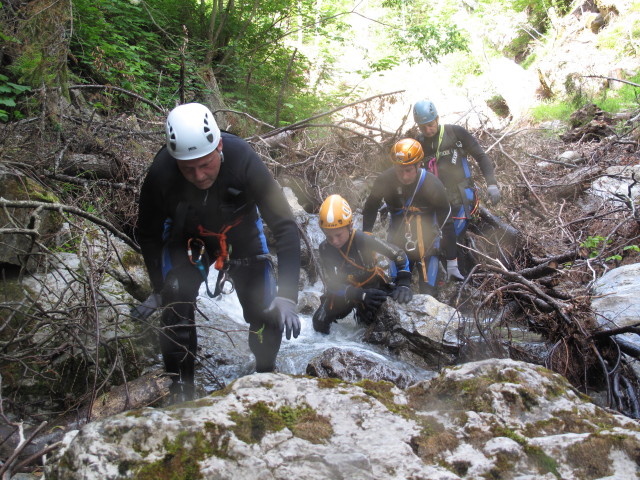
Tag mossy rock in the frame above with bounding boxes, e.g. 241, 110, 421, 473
0, 166, 64, 269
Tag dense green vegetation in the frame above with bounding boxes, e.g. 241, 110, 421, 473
0, 0, 637, 126
1, 0, 471, 126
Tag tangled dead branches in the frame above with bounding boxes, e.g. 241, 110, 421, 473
451, 114, 640, 418
2, 87, 640, 476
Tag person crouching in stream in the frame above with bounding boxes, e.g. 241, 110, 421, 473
312, 194, 413, 334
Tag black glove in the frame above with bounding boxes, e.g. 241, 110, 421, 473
391, 286, 413, 304
347, 286, 387, 309
391, 270, 413, 304
265, 297, 300, 340
130, 293, 161, 320
395, 270, 412, 288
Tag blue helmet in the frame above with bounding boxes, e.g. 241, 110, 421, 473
413, 100, 438, 125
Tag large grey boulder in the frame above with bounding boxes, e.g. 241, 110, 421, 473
306, 346, 422, 388
365, 293, 462, 368
46, 359, 640, 479
592, 263, 640, 329
591, 263, 640, 351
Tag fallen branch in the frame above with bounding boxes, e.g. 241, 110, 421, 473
69, 85, 165, 114
0, 421, 47, 478
250, 90, 405, 141
0, 198, 139, 253
46, 173, 138, 192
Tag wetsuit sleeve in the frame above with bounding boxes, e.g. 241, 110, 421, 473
453, 125, 497, 185
135, 159, 167, 293
318, 241, 348, 297
245, 154, 301, 303
361, 231, 410, 274
362, 174, 386, 232
423, 173, 457, 260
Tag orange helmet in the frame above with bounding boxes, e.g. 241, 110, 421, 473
390, 138, 424, 166
319, 194, 352, 229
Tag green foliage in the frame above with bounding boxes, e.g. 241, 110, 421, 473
529, 100, 576, 123
531, 72, 640, 124
446, 52, 483, 87
391, 24, 469, 65
474, 0, 573, 61
595, 73, 640, 115
0, 74, 31, 121
605, 245, 640, 262
70, 0, 182, 105
596, 4, 640, 56
581, 235, 610, 258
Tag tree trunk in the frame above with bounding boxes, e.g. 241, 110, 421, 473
199, 66, 229, 128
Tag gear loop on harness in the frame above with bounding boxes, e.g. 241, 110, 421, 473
183, 217, 245, 298
338, 229, 388, 288
196, 217, 243, 271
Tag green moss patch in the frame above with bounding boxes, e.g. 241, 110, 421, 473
493, 426, 560, 478
566, 433, 640, 478
316, 377, 343, 388
230, 401, 332, 445
355, 379, 406, 415
135, 428, 224, 480
410, 416, 459, 462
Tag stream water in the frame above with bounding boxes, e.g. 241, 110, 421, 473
195, 280, 439, 392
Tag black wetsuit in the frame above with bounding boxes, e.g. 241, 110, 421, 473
312, 229, 409, 333
362, 167, 455, 292
416, 124, 497, 237
136, 132, 300, 380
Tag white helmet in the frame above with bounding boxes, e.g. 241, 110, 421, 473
165, 103, 221, 161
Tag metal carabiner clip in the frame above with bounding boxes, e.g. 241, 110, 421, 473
404, 232, 416, 252
188, 238, 206, 265
217, 265, 235, 295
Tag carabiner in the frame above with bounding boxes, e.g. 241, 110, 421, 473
187, 238, 206, 265
404, 232, 416, 252
216, 264, 235, 295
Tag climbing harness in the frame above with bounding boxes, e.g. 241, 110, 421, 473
400, 168, 427, 253
390, 167, 452, 283
339, 230, 388, 288
184, 217, 244, 298
426, 125, 445, 176
197, 219, 243, 270
187, 237, 218, 297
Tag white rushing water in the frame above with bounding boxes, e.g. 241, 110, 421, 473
194, 275, 437, 392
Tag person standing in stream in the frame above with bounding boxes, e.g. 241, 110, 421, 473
413, 99, 501, 277
362, 138, 458, 296
132, 102, 301, 401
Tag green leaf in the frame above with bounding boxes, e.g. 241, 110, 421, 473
6, 83, 31, 93
0, 98, 17, 107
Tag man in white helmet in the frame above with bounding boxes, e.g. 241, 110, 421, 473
134, 103, 301, 401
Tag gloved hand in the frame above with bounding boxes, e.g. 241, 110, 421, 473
487, 184, 501, 205
391, 270, 413, 304
265, 297, 300, 340
446, 259, 465, 282
346, 286, 387, 309
391, 286, 413, 304
130, 293, 162, 320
